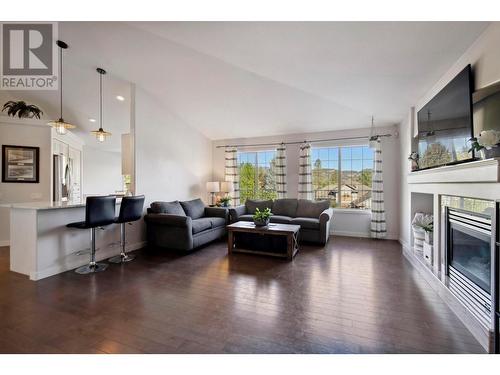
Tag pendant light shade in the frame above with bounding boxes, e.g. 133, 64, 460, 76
91, 68, 112, 142
47, 40, 76, 135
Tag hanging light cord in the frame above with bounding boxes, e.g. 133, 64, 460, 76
99, 70, 103, 131
59, 45, 63, 120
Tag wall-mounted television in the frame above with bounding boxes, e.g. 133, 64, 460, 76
416, 65, 474, 170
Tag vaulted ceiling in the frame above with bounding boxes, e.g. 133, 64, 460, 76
1, 21, 490, 142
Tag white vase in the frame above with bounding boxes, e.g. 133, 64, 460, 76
424, 231, 433, 245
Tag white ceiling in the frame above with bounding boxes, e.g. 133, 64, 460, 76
1, 22, 490, 141
0, 54, 131, 152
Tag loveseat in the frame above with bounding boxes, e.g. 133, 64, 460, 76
144, 198, 228, 251
229, 198, 333, 245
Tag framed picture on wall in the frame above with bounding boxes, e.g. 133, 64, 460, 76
2, 145, 40, 183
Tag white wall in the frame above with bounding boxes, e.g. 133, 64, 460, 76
82, 146, 123, 196
135, 87, 212, 206
0, 118, 52, 245
212, 125, 400, 239
399, 22, 500, 246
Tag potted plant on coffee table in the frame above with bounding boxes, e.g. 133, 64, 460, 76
253, 207, 272, 227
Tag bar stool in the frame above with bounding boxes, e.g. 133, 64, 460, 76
67, 195, 116, 274
108, 195, 145, 264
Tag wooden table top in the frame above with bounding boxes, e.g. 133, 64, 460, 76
227, 221, 300, 234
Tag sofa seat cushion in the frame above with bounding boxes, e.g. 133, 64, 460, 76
272, 199, 298, 217
192, 218, 212, 234
209, 217, 226, 228
180, 198, 206, 219
296, 199, 330, 218
238, 214, 254, 222
245, 199, 273, 214
150, 201, 186, 216
291, 217, 320, 230
269, 215, 293, 224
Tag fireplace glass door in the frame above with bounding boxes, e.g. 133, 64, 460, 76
449, 222, 491, 293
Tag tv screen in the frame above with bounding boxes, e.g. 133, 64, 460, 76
417, 65, 474, 170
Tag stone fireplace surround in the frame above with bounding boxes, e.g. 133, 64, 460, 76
403, 157, 500, 353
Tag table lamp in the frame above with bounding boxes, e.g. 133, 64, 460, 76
206, 181, 220, 206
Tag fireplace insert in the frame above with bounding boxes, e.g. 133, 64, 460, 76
445, 207, 493, 328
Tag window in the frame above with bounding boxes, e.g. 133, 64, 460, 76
238, 150, 277, 203
312, 145, 373, 209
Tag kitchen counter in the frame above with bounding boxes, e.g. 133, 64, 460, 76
3, 197, 143, 281
0, 198, 122, 210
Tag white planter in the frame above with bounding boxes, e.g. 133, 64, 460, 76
424, 231, 433, 244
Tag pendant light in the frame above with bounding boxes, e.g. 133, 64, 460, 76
47, 40, 76, 135
91, 68, 112, 142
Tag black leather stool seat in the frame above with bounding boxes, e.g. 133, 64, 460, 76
115, 195, 145, 224
108, 195, 145, 264
67, 221, 90, 229
66, 195, 116, 274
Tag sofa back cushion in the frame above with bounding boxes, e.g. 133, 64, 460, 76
150, 201, 186, 216
296, 199, 330, 218
272, 199, 298, 217
180, 198, 206, 219
245, 199, 273, 214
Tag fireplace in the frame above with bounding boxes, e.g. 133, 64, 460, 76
445, 207, 494, 328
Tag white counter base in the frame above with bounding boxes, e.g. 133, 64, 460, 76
8, 204, 145, 281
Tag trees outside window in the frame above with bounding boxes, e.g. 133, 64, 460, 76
238, 151, 277, 203
312, 145, 373, 209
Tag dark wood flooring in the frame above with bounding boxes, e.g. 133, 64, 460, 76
0, 237, 485, 354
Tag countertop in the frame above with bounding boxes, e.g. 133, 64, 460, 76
0, 198, 122, 211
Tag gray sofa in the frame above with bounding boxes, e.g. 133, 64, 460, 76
144, 198, 228, 251
229, 198, 333, 245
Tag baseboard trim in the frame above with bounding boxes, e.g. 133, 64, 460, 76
401, 245, 491, 352
29, 241, 147, 281
332, 230, 399, 240
0, 240, 10, 247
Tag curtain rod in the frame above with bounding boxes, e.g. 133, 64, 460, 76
215, 133, 392, 149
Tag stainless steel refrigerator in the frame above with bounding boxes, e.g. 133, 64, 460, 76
53, 153, 71, 202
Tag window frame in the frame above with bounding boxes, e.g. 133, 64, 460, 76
311, 143, 373, 211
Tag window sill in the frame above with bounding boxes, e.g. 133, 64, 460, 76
332, 208, 372, 215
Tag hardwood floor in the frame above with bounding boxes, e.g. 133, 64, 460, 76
0, 236, 486, 354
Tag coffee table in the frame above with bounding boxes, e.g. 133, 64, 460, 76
227, 221, 300, 260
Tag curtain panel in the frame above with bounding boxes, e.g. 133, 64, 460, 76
298, 143, 313, 200
275, 144, 287, 199
370, 139, 387, 239
224, 147, 240, 206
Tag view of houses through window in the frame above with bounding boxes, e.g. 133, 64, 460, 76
237, 145, 373, 209
312, 145, 374, 209
238, 150, 277, 203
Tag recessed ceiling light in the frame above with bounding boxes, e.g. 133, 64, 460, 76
89, 118, 96, 122
116, 95, 125, 101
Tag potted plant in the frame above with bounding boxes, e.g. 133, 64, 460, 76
2, 100, 43, 119
253, 207, 272, 227
469, 130, 500, 159
217, 196, 231, 207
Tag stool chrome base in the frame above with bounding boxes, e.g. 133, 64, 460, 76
108, 253, 135, 263
75, 262, 108, 274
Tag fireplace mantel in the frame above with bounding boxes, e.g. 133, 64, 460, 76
408, 158, 500, 184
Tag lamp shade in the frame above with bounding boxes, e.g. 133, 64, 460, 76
220, 181, 234, 193
206, 181, 220, 193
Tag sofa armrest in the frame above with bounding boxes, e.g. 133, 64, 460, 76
228, 205, 246, 223
204, 207, 229, 221
319, 207, 334, 224
144, 213, 192, 228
